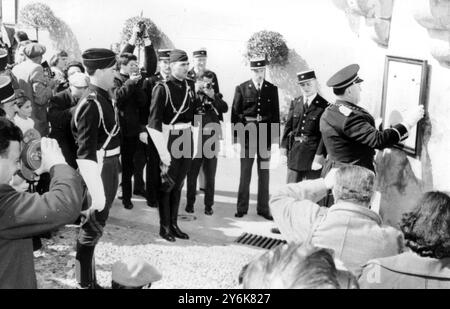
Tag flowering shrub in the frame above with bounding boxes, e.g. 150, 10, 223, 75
120, 16, 174, 50
246, 30, 289, 67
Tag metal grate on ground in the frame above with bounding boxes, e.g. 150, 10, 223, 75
234, 233, 286, 250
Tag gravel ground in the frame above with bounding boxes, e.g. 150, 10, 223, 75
34, 224, 263, 289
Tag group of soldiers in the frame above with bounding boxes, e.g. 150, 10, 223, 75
65, 22, 424, 288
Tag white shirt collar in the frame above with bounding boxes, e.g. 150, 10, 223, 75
252, 79, 264, 89
304, 93, 318, 106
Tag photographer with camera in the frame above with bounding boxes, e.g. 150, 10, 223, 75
185, 71, 228, 216
114, 22, 158, 210
0, 118, 83, 289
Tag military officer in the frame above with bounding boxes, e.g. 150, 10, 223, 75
281, 70, 329, 183
187, 48, 220, 93
147, 49, 197, 242
141, 49, 172, 208
71, 48, 121, 289
231, 58, 280, 220
320, 64, 424, 175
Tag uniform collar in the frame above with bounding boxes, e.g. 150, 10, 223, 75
251, 79, 265, 89
89, 84, 110, 99
304, 93, 318, 105
169, 74, 185, 85
329, 201, 383, 225
368, 251, 450, 279
336, 100, 365, 112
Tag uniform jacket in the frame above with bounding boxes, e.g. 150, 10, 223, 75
270, 179, 404, 277
231, 79, 280, 147
48, 88, 79, 168
0, 165, 83, 289
320, 100, 408, 171
71, 84, 121, 162
359, 251, 450, 289
13, 60, 54, 136
187, 68, 220, 94
148, 75, 197, 132
281, 94, 329, 171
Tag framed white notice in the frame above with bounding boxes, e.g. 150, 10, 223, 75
381, 56, 429, 157
0, 0, 18, 25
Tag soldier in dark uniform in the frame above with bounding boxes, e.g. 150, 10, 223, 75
281, 70, 329, 183
71, 48, 121, 289
231, 58, 280, 220
141, 49, 172, 208
321, 64, 425, 173
320, 64, 424, 205
185, 70, 228, 216
187, 48, 220, 192
147, 49, 197, 242
187, 48, 220, 93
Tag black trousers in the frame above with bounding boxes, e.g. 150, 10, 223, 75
187, 157, 218, 208
146, 136, 160, 206
76, 156, 120, 286
121, 135, 141, 201
133, 138, 147, 192
287, 169, 321, 184
237, 147, 271, 215
158, 129, 192, 229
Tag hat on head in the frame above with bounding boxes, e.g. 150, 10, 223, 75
193, 48, 207, 58
67, 60, 85, 74
157, 49, 172, 60
327, 64, 364, 90
297, 70, 317, 83
0, 49, 8, 70
0, 76, 15, 104
169, 49, 188, 63
69, 72, 90, 88
250, 57, 267, 69
82, 48, 117, 71
112, 257, 162, 288
14, 89, 29, 108
23, 43, 46, 59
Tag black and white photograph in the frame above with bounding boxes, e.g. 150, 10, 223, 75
0, 0, 449, 293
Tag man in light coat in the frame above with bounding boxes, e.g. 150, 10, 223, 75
13, 43, 57, 136
270, 165, 404, 276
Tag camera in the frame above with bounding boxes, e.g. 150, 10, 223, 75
204, 82, 212, 90
136, 21, 147, 38
41, 61, 55, 79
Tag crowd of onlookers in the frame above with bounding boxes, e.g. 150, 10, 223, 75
0, 19, 449, 290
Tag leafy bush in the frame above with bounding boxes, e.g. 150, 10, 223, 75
120, 16, 174, 50
246, 30, 289, 67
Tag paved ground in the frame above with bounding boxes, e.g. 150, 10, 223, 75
35, 156, 289, 289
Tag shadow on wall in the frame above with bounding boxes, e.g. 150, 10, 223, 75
414, 0, 450, 68
375, 111, 434, 227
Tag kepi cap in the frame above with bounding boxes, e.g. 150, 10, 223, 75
112, 257, 162, 288
250, 57, 267, 69
327, 64, 364, 90
157, 49, 172, 60
297, 70, 317, 83
0, 76, 15, 104
82, 48, 117, 71
193, 48, 207, 58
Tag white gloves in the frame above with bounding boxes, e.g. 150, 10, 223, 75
311, 155, 325, 171
147, 126, 171, 166
139, 132, 148, 145
324, 168, 339, 190
403, 105, 425, 129
35, 137, 67, 175
77, 159, 106, 212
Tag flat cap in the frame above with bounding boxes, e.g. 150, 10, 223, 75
327, 64, 363, 89
157, 49, 172, 60
169, 49, 188, 63
193, 48, 207, 58
112, 257, 162, 287
297, 70, 316, 83
0, 76, 15, 103
69, 72, 90, 88
250, 57, 267, 69
82, 48, 117, 71
23, 43, 46, 59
